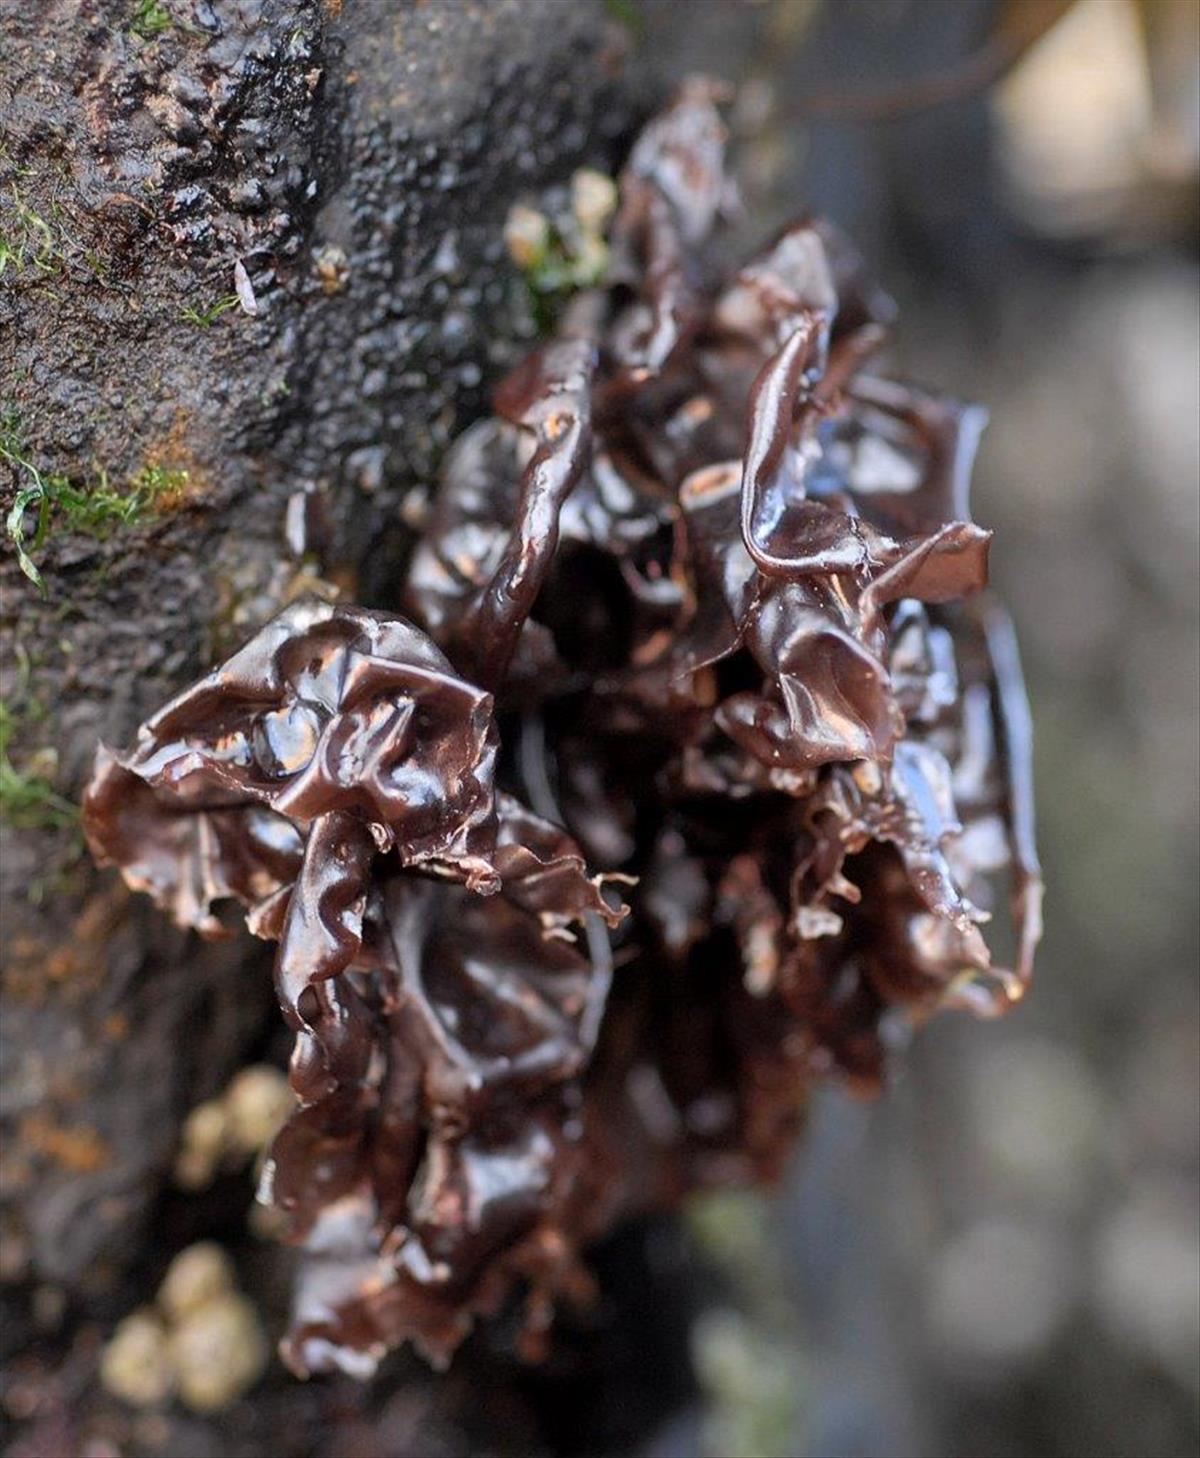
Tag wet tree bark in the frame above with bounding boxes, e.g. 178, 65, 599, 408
0, 3, 692, 1452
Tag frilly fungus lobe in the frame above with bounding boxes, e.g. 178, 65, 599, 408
84, 79, 1042, 1376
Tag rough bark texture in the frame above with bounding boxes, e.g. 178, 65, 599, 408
0, 3, 678, 1451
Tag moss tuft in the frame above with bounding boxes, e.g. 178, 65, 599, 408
179, 295, 240, 328
2, 409, 190, 593
0, 701, 79, 831
504, 168, 617, 333
0, 191, 64, 278
129, 0, 174, 40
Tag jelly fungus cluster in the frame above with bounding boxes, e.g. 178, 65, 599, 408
84, 79, 1041, 1377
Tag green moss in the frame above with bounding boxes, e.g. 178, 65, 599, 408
0, 185, 112, 286
505, 171, 616, 333
0, 191, 64, 278
180, 295, 240, 328
687, 1190, 809, 1458
688, 1189, 777, 1286
129, 0, 173, 39
692, 1310, 804, 1458
517, 232, 609, 333
603, 0, 645, 38
0, 701, 78, 832
2, 410, 189, 594
129, 462, 192, 499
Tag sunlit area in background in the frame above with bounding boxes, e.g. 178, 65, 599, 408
993, 0, 1196, 239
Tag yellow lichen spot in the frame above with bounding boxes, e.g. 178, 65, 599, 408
504, 204, 550, 271
571, 168, 618, 234
223, 1065, 293, 1155
174, 1064, 293, 1190
103, 1244, 269, 1414
158, 1241, 236, 1323
168, 1292, 269, 1413
312, 243, 349, 295
100, 1309, 176, 1408
174, 1100, 229, 1190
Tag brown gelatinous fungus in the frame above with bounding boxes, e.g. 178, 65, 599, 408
83, 78, 1042, 1378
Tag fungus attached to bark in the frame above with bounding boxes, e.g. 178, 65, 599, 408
84, 78, 1042, 1378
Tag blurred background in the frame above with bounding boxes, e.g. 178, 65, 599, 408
631, 1, 1200, 1454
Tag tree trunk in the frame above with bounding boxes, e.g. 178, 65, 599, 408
1, 4, 685, 1452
